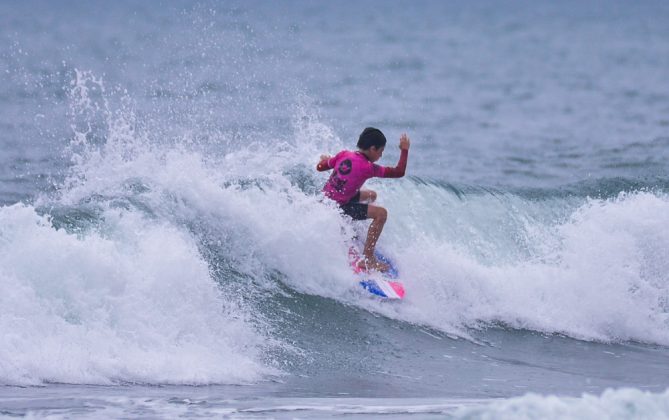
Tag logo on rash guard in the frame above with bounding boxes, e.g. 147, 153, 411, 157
328, 172, 347, 192
338, 159, 352, 175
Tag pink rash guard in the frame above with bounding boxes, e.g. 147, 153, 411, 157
317, 149, 408, 204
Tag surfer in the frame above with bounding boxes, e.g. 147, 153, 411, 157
317, 127, 410, 272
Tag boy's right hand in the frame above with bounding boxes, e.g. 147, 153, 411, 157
316, 154, 332, 172
399, 133, 410, 150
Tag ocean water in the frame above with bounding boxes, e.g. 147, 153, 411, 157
2, 0, 669, 418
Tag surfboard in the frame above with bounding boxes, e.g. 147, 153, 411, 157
348, 246, 406, 300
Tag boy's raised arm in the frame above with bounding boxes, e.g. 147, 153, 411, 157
383, 134, 410, 178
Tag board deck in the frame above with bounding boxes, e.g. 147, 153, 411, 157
348, 246, 405, 300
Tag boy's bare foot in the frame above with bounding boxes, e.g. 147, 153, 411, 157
357, 257, 390, 273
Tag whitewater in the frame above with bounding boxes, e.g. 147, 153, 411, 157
2, 1, 669, 418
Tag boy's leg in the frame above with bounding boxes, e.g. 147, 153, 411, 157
360, 205, 389, 272
358, 189, 377, 203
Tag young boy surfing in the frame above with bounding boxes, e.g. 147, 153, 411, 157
317, 127, 410, 272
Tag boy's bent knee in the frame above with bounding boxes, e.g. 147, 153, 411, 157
370, 206, 387, 222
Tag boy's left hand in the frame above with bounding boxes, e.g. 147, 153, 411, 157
399, 133, 410, 150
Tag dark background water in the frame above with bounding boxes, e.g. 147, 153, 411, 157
3, 0, 669, 206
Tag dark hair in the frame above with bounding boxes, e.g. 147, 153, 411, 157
357, 127, 386, 150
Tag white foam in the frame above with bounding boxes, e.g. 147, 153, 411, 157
455, 388, 669, 420
0, 204, 271, 386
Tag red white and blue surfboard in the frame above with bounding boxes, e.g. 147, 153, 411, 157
349, 246, 406, 300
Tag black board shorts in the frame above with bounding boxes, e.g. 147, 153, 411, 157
340, 191, 369, 221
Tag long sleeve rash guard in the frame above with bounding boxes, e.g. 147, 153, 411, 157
316, 149, 408, 204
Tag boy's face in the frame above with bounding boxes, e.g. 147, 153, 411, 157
369, 146, 384, 162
